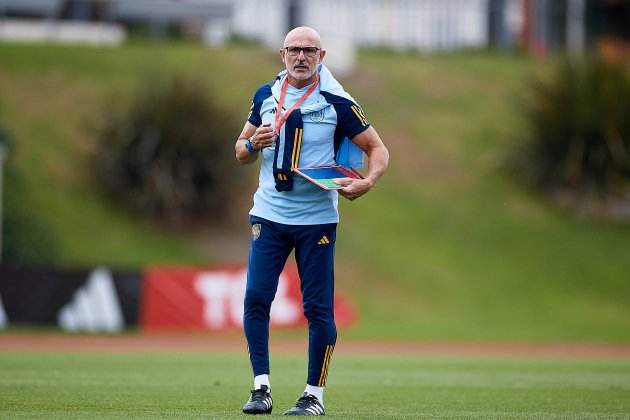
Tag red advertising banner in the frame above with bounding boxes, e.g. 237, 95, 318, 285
140, 265, 357, 331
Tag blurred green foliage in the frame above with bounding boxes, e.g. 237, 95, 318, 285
95, 72, 242, 225
513, 55, 630, 215
0, 123, 60, 263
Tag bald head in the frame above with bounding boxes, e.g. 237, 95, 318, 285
280, 26, 326, 88
283, 26, 322, 49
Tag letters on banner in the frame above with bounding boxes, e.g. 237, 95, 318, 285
141, 265, 357, 331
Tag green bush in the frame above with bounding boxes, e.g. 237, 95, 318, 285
512, 55, 630, 215
95, 73, 242, 225
0, 127, 60, 264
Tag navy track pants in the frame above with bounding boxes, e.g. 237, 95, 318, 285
244, 215, 337, 387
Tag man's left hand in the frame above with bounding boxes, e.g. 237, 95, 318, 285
334, 178, 375, 201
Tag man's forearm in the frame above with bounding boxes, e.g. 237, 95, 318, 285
364, 143, 389, 187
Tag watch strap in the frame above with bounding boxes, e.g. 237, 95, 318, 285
245, 138, 258, 153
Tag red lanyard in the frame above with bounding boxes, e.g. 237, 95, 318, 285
274, 75, 320, 135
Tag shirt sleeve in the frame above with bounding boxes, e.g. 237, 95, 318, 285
336, 101, 371, 139
247, 98, 263, 127
247, 83, 273, 127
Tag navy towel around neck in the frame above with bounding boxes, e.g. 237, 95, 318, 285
273, 109, 303, 192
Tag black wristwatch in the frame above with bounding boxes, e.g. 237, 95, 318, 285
245, 138, 258, 154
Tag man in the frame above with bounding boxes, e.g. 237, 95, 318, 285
235, 26, 389, 416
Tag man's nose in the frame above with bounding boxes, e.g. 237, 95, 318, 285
297, 49, 306, 59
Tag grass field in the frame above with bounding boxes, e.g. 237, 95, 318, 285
1, 350, 630, 419
2, 42, 630, 342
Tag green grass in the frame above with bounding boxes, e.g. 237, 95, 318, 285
1, 42, 630, 341
1, 351, 630, 419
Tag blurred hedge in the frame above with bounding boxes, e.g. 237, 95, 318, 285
0, 126, 60, 264
95, 73, 243, 225
512, 55, 630, 217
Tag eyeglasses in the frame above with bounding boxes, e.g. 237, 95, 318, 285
284, 46, 320, 57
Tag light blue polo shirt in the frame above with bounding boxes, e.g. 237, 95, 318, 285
247, 67, 370, 225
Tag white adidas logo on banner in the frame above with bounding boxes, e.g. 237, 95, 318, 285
57, 268, 124, 332
0, 294, 7, 329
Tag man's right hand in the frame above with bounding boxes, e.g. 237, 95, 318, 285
235, 122, 275, 164
251, 123, 276, 150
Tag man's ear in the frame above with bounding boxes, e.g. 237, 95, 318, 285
279, 49, 286, 63
319, 49, 326, 62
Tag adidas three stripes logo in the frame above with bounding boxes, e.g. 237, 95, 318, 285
317, 235, 330, 245
317, 344, 334, 386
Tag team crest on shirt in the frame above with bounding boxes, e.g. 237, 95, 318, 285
252, 223, 261, 240
308, 109, 325, 122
